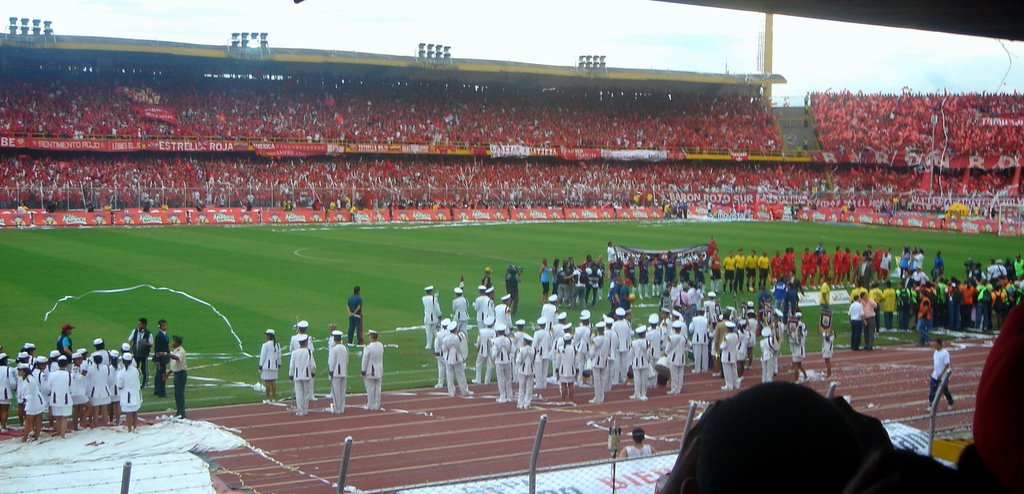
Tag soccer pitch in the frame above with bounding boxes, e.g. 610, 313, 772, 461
0, 220, 1015, 412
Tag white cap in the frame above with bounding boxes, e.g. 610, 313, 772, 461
648, 314, 659, 325
485, 287, 495, 294
478, 285, 488, 291
603, 316, 614, 325
794, 312, 803, 319
761, 328, 772, 337
595, 321, 607, 329
501, 294, 512, 301
17, 352, 28, 359
725, 321, 736, 329
368, 330, 379, 336
56, 355, 67, 362
440, 318, 452, 327
523, 334, 534, 342
23, 343, 35, 350
496, 327, 507, 334
484, 316, 496, 327
425, 285, 434, 291
0, 353, 6, 360
672, 320, 684, 329
746, 301, 755, 308
454, 287, 464, 294
775, 309, 784, 317
297, 320, 309, 329
17, 363, 31, 370
74, 349, 86, 358
110, 350, 120, 358
515, 319, 526, 327
580, 310, 591, 320
331, 330, 344, 337
537, 317, 548, 326
266, 329, 276, 335
672, 310, 682, 318
563, 334, 573, 340
49, 350, 61, 358
615, 307, 626, 317
557, 312, 568, 321
121, 343, 132, 352
548, 295, 558, 302
123, 353, 134, 362
297, 334, 309, 343
35, 356, 48, 364
636, 326, 648, 335
737, 319, 747, 327
447, 320, 460, 331
708, 291, 717, 298
92, 338, 104, 346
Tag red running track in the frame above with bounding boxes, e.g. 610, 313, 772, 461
186, 339, 990, 494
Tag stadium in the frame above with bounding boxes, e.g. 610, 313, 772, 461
1, 2, 1022, 494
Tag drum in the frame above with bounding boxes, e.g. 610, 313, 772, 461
654, 356, 670, 386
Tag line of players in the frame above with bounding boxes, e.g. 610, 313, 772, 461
422, 284, 830, 407
0, 338, 144, 441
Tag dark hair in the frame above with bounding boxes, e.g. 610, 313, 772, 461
139, 317, 148, 325
632, 428, 645, 443
935, 338, 943, 346
353, 286, 361, 294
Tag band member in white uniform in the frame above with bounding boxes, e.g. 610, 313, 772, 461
611, 307, 632, 385
433, 318, 451, 388
745, 309, 758, 367
0, 353, 13, 432
495, 294, 513, 331
667, 320, 688, 394
361, 330, 384, 411
17, 363, 44, 442
515, 334, 537, 409
629, 326, 653, 401
87, 354, 112, 427
540, 295, 558, 338
720, 322, 740, 390
735, 319, 749, 378
646, 314, 665, 361
48, 356, 72, 438
689, 309, 710, 373
790, 312, 809, 383
473, 286, 490, 332
259, 329, 282, 403
573, 311, 593, 386
443, 322, 473, 397
328, 330, 349, 414
821, 325, 835, 379
491, 326, 514, 404
288, 334, 315, 416
290, 320, 314, 352
760, 328, 778, 383
473, 316, 496, 384
117, 353, 142, 432
532, 318, 552, 391
588, 322, 612, 404
422, 286, 442, 350
69, 350, 88, 431
452, 288, 469, 332
555, 333, 577, 402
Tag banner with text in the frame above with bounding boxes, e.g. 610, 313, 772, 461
38, 211, 112, 227
452, 208, 508, 222
252, 142, 345, 158
260, 209, 327, 224
611, 243, 709, 270
129, 105, 179, 125
117, 209, 187, 226
193, 208, 258, 225
564, 207, 616, 220
350, 209, 391, 223
0, 209, 37, 227
798, 290, 852, 307
508, 207, 565, 221
615, 208, 663, 220
391, 209, 451, 222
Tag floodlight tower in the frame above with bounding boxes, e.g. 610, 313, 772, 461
761, 13, 775, 107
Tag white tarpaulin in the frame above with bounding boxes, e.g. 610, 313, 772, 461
399, 453, 675, 494
0, 419, 246, 494
798, 290, 852, 307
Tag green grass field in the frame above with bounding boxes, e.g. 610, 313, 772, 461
1, 220, 1016, 413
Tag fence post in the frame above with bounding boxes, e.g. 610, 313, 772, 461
337, 436, 353, 494
927, 369, 953, 457
528, 414, 548, 494
680, 401, 699, 450
826, 381, 838, 399
120, 461, 132, 494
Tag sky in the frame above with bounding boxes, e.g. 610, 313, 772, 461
11, 0, 1024, 104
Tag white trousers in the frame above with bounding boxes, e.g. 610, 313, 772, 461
293, 379, 312, 415
535, 358, 550, 389
632, 367, 649, 399
517, 373, 534, 409
722, 362, 738, 390
331, 376, 347, 414
575, 352, 590, 385
669, 364, 685, 394
474, 352, 494, 384
446, 362, 471, 396
617, 351, 630, 383
592, 366, 607, 403
761, 360, 773, 383
364, 377, 381, 410
693, 343, 709, 373
495, 364, 513, 403
436, 356, 447, 387
424, 323, 437, 349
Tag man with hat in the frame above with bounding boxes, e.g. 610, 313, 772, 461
328, 330, 349, 414
167, 334, 188, 419
629, 326, 653, 401
473, 316, 496, 385
760, 327, 778, 383
611, 307, 632, 385
541, 295, 558, 337
515, 333, 537, 409
452, 287, 469, 332
128, 317, 154, 387
443, 321, 472, 397
361, 330, 384, 411
720, 322, 740, 390
573, 311, 593, 386
589, 321, 612, 403
667, 320, 688, 394
433, 318, 451, 388
495, 294, 513, 331
646, 314, 665, 362
491, 325, 514, 404
288, 333, 315, 416
57, 323, 75, 360
153, 319, 170, 397
0, 352, 13, 432
532, 318, 552, 391
475, 286, 496, 333
790, 312, 809, 383
291, 320, 314, 352
422, 286, 442, 350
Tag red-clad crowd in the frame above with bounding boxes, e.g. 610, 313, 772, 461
811, 90, 1024, 156
0, 70, 779, 151
0, 153, 1012, 210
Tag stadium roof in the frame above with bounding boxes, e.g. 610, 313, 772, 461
656, 0, 1024, 41
0, 35, 784, 93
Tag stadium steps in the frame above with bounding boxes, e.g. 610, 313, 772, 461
774, 106, 820, 153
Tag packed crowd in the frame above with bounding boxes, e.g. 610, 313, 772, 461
0, 70, 779, 150
3, 153, 1015, 211
811, 90, 1024, 156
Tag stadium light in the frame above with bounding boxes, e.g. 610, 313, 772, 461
434, 43, 442, 58
443, 46, 450, 59
43, 20, 52, 36
598, 55, 606, 68
8, 17, 15, 36
240, 32, 249, 48
259, 32, 268, 48
417, 42, 426, 58
20, 18, 29, 36
426, 43, 434, 58
30, 19, 39, 36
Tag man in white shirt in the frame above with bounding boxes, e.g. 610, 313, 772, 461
433, 318, 451, 388
473, 317, 496, 384
929, 339, 954, 410
540, 295, 558, 336
573, 311, 593, 386
515, 334, 537, 409
588, 322, 612, 404
452, 288, 469, 332
645, 314, 665, 361
689, 309, 710, 373
288, 334, 315, 416
327, 330, 348, 414
719, 322, 740, 390
495, 294, 513, 330
443, 322, 473, 397
611, 308, 632, 384
473, 286, 491, 331
290, 320, 314, 353
629, 327, 653, 401
491, 327, 514, 404
361, 330, 384, 411
848, 297, 865, 351
422, 286, 442, 350
759, 328, 777, 383
532, 317, 552, 391
666, 320, 688, 395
